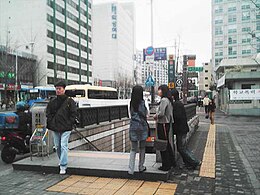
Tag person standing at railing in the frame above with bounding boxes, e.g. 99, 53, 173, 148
128, 85, 149, 175
171, 89, 201, 170
153, 85, 176, 171
46, 81, 77, 175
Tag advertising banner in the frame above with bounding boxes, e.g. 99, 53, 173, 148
230, 89, 260, 100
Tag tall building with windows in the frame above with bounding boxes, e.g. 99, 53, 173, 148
199, 62, 213, 92
212, 0, 260, 69
92, 0, 135, 98
0, 0, 92, 85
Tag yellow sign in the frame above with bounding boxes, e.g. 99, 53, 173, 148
168, 82, 175, 89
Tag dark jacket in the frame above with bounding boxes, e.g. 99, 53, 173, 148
172, 100, 189, 135
129, 100, 148, 141
46, 95, 77, 132
208, 102, 216, 112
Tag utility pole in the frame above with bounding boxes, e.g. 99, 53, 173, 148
183, 55, 188, 104
150, 0, 155, 104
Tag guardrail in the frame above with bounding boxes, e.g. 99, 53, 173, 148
77, 105, 129, 128
185, 103, 197, 121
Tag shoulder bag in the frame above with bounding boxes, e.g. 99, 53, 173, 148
154, 124, 168, 151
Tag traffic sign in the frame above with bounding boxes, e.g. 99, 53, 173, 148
145, 46, 154, 56
188, 67, 203, 72
168, 82, 175, 89
145, 75, 155, 87
176, 79, 183, 87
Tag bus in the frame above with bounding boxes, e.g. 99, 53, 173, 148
65, 84, 129, 107
18, 86, 56, 107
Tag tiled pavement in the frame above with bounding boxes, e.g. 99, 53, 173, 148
0, 111, 259, 194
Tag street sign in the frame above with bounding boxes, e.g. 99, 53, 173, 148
145, 46, 154, 56
188, 67, 203, 72
145, 75, 155, 87
188, 72, 198, 78
176, 79, 183, 87
154, 48, 167, 60
168, 82, 175, 89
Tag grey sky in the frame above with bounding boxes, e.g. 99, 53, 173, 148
135, 0, 211, 66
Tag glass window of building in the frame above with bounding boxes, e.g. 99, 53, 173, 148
215, 5, 223, 13
215, 26, 223, 35
228, 25, 237, 33
242, 11, 250, 21
228, 14, 237, 23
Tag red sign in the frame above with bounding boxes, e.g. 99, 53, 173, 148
0, 83, 4, 90
6, 84, 21, 91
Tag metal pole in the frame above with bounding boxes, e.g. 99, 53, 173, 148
183, 55, 188, 104
15, 51, 18, 102
150, 0, 155, 104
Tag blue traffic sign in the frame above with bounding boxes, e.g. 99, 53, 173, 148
145, 75, 155, 87
145, 46, 154, 56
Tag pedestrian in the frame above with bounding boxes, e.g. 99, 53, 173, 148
46, 80, 77, 175
203, 94, 210, 118
128, 85, 149, 175
171, 89, 201, 170
208, 99, 216, 125
153, 85, 176, 171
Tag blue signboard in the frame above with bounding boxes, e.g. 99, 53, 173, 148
145, 75, 155, 87
143, 47, 167, 61
154, 48, 167, 60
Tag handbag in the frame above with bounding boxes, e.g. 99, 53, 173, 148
154, 124, 168, 151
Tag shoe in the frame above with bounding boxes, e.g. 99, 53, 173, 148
158, 166, 171, 171
60, 166, 66, 175
139, 167, 146, 173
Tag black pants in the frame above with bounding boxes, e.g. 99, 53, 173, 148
176, 133, 200, 167
204, 105, 209, 114
157, 123, 176, 169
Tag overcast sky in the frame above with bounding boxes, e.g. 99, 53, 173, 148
134, 0, 211, 66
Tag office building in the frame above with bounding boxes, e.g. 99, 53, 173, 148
92, 0, 135, 98
212, 0, 260, 69
199, 62, 213, 92
0, 0, 93, 86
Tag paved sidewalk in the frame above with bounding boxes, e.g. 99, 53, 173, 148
0, 110, 259, 194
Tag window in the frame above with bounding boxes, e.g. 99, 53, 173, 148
205, 84, 209, 87
242, 37, 251, 43
66, 90, 85, 97
214, 0, 223, 3
228, 15, 237, 23
242, 27, 251, 32
205, 70, 208, 73
215, 26, 223, 35
242, 84, 255, 89
242, 49, 251, 54
228, 25, 237, 34
215, 40, 223, 46
215, 6, 223, 13
88, 90, 118, 99
257, 21, 260, 31
205, 77, 209, 80
228, 36, 237, 44
215, 16, 223, 24
228, 6, 236, 12
241, 4, 250, 10
228, 46, 237, 55
251, 69, 257, 72
242, 11, 250, 21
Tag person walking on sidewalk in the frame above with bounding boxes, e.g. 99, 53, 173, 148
203, 94, 210, 118
154, 85, 176, 171
46, 81, 77, 175
128, 85, 149, 175
171, 89, 201, 170
208, 99, 216, 125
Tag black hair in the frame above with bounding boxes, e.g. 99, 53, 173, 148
171, 89, 180, 101
54, 80, 66, 88
158, 85, 173, 105
130, 85, 144, 112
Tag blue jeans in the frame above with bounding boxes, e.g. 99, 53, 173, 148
53, 131, 71, 167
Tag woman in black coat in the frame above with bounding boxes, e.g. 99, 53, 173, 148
171, 89, 201, 169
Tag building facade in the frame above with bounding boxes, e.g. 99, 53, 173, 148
0, 45, 36, 101
199, 62, 213, 92
216, 54, 260, 116
92, 0, 135, 98
0, 0, 93, 86
212, 0, 260, 70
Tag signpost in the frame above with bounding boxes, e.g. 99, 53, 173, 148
176, 79, 183, 87
145, 75, 155, 87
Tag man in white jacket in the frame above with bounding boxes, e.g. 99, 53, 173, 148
203, 95, 210, 116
